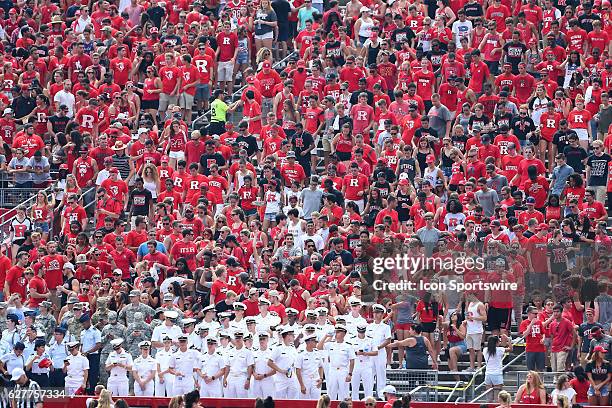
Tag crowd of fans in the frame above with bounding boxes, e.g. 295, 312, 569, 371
0, 0, 610, 405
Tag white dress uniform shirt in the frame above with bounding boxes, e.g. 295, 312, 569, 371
151, 324, 183, 348
295, 348, 324, 399
169, 348, 201, 396
133, 355, 157, 396
65, 353, 89, 395
199, 350, 225, 397
154, 347, 175, 397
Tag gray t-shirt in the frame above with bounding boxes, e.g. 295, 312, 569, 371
254, 9, 277, 36
428, 104, 452, 137
28, 156, 51, 184
8, 156, 31, 184
416, 227, 441, 257
475, 188, 499, 217
486, 174, 508, 195
551, 164, 574, 196
300, 188, 323, 220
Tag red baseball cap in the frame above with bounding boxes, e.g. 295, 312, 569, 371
537, 223, 549, 231
59, 164, 69, 170
426, 154, 435, 163
262, 61, 271, 69
109, 167, 119, 174
297, 60, 306, 68
161, 155, 169, 163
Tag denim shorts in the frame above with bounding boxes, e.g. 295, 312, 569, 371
484, 373, 504, 386
449, 341, 467, 354
236, 52, 249, 64
34, 221, 49, 233
588, 384, 609, 397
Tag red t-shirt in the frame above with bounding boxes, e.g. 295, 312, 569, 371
520, 318, 546, 352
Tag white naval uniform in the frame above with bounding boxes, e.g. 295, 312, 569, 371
324, 340, 355, 400
151, 324, 183, 349
197, 321, 221, 338
350, 335, 376, 401
269, 343, 300, 399
251, 347, 274, 398
224, 346, 254, 398
64, 353, 89, 395
343, 313, 368, 336
255, 313, 278, 332
133, 355, 157, 396
154, 348, 175, 397
199, 351, 225, 397
294, 348, 324, 400
106, 349, 133, 396
229, 319, 247, 335
169, 348, 201, 396
366, 321, 392, 397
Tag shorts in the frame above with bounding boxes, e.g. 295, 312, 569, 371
244, 208, 257, 217
169, 151, 186, 161
322, 134, 332, 152
264, 212, 277, 221
255, 31, 274, 40
484, 373, 504, 386
573, 128, 589, 141
196, 84, 210, 102
487, 306, 511, 331
588, 384, 609, 397
159, 93, 178, 112
449, 341, 468, 354
336, 151, 352, 161
217, 61, 234, 82
465, 333, 483, 350
420, 322, 437, 333
395, 323, 412, 330
526, 351, 545, 371
179, 92, 195, 109
236, 52, 249, 65
277, 24, 289, 42
141, 99, 159, 110
34, 221, 49, 233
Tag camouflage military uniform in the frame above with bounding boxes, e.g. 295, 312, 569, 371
0, 316, 6, 334
125, 312, 152, 358
66, 317, 84, 343
99, 311, 127, 384
91, 298, 110, 329
118, 302, 155, 327
37, 313, 57, 343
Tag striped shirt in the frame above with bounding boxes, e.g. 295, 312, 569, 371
111, 153, 131, 180
11, 379, 43, 408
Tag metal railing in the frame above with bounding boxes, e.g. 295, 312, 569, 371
387, 369, 439, 401
191, 51, 298, 131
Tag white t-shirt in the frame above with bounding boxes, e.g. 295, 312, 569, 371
451, 20, 473, 45
483, 347, 506, 375
551, 388, 577, 405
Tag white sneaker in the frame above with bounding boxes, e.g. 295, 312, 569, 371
464, 367, 475, 373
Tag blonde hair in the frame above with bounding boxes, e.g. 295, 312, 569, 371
498, 390, 511, 406
556, 395, 570, 408
97, 390, 112, 408
526, 370, 545, 390
316, 394, 331, 408
142, 163, 159, 184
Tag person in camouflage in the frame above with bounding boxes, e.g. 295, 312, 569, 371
149, 309, 165, 332
125, 312, 152, 358
66, 304, 85, 343
60, 297, 80, 327
0, 302, 7, 334
118, 290, 155, 327
99, 311, 127, 384
91, 297, 111, 330
37, 302, 57, 344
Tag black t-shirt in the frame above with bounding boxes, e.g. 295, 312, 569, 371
128, 188, 153, 216
199, 153, 226, 176
552, 129, 576, 152
502, 41, 527, 71
586, 153, 611, 187
463, 1, 483, 18
291, 131, 315, 158
586, 361, 611, 382
510, 115, 536, 141
428, 49, 446, 71
146, 6, 166, 28
578, 12, 601, 32
12, 96, 35, 119
236, 135, 259, 157
350, 90, 374, 106
272, 0, 290, 26
392, 27, 416, 49
469, 114, 490, 130
563, 145, 588, 173
49, 115, 70, 134
578, 322, 598, 353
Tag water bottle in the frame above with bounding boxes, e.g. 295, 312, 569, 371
286, 367, 293, 378
433, 328, 440, 342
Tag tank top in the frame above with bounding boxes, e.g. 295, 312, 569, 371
466, 302, 484, 334
447, 325, 463, 343
143, 180, 158, 199
276, 92, 291, 120
416, 151, 428, 176
423, 166, 440, 186
397, 157, 417, 183
596, 294, 612, 326
441, 149, 454, 168
396, 190, 413, 221
366, 41, 381, 66
520, 387, 543, 404
336, 137, 353, 153
287, 219, 304, 240
396, 300, 415, 324
358, 18, 375, 38
142, 77, 159, 101
405, 336, 429, 369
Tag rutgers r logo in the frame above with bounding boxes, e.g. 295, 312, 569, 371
574, 115, 584, 123
349, 178, 358, 187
